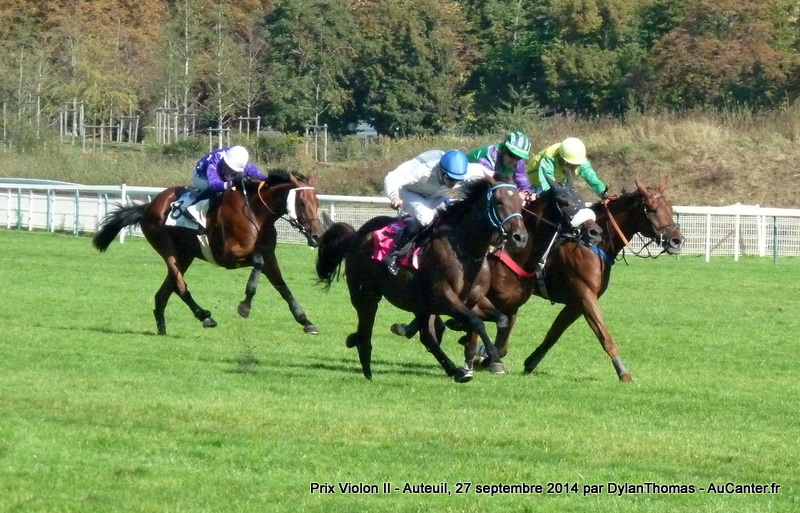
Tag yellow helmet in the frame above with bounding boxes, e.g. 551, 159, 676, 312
559, 137, 587, 165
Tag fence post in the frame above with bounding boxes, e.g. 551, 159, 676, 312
773, 216, 778, 264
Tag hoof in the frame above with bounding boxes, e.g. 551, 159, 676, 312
486, 361, 507, 375
202, 317, 218, 329
237, 302, 251, 318
303, 324, 319, 335
453, 369, 473, 383
620, 373, 633, 382
390, 323, 409, 337
345, 334, 358, 348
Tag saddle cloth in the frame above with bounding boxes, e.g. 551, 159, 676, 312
166, 191, 216, 265
372, 219, 421, 271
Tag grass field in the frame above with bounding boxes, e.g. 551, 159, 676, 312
0, 229, 797, 512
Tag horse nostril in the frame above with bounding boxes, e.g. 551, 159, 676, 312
671, 237, 684, 248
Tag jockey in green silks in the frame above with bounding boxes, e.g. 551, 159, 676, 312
529, 137, 611, 199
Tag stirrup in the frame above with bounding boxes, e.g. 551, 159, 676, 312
385, 254, 401, 275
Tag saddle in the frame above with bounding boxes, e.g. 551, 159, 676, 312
372, 219, 423, 271
167, 190, 209, 231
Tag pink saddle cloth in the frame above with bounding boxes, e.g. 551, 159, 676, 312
372, 219, 421, 271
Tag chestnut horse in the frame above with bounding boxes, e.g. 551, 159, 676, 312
315, 176, 528, 383
92, 169, 324, 335
520, 178, 685, 380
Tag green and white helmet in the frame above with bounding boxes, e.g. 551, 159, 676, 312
504, 132, 532, 160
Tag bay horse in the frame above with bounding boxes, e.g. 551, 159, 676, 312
519, 178, 685, 381
92, 169, 325, 335
315, 176, 528, 383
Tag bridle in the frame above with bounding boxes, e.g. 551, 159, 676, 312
486, 183, 523, 233
602, 191, 681, 257
255, 181, 318, 239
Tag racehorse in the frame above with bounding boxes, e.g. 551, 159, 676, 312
519, 178, 685, 381
92, 169, 325, 335
390, 172, 605, 370
315, 176, 528, 383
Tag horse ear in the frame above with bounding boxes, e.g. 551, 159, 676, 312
658, 176, 668, 193
321, 210, 334, 231
307, 172, 316, 186
545, 173, 560, 191
634, 177, 647, 195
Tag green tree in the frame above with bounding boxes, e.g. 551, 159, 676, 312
262, 0, 359, 132
351, 0, 475, 136
643, 0, 796, 109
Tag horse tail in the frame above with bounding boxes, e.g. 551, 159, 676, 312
92, 203, 148, 252
316, 222, 357, 289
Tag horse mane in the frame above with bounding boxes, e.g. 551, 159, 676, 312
436, 179, 492, 223
265, 168, 308, 185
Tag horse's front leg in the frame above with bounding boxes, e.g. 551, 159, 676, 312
237, 252, 263, 318
241, 248, 318, 335
465, 299, 509, 375
416, 315, 472, 383
579, 294, 632, 382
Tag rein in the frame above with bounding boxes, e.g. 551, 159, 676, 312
255, 183, 317, 237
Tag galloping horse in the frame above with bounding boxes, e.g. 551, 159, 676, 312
92, 169, 325, 335
391, 172, 604, 371
316, 176, 528, 383
520, 178, 685, 381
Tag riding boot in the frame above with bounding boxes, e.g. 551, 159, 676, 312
385, 219, 422, 275
181, 202, 205, 235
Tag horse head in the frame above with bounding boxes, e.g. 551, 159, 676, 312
634, 178, 684, 255
250, 170, 324, 248
483, 175, 528, 253
287, 172, 325, 247
544, 173, 603, 246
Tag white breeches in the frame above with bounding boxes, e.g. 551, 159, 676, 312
399, 189, 444, 226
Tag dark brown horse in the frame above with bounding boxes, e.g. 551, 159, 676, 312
92, 169, 325, 335
391, 172, 604, 370
315, 176, 528, 383
519, 178, 684, 380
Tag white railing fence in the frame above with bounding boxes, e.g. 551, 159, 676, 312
2, 180, 799, 262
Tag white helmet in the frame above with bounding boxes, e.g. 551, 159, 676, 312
222, 146, 249, 172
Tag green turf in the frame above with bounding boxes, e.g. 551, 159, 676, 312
0, 229, 796, 512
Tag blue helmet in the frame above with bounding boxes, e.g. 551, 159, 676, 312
439, 150, 468, 180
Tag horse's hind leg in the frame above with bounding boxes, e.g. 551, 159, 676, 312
153, 256, 216, 335
345, 278, 380, 380
523, 304, 582, 375
153, 251, 217, 335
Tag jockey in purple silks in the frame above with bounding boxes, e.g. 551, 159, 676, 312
466, 131, 536, 201
183, 145, 267, 233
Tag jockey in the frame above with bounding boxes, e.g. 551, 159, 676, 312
184, 145, 267, 233
466, 131, 536, 201
529, 137, 611, 198
383, 149, 485, 275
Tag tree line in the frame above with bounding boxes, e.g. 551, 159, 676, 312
1, 0, 798, 140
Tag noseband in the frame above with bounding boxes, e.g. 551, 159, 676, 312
285, 186, 317, 237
